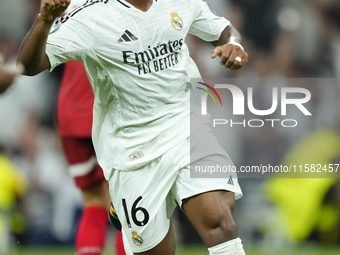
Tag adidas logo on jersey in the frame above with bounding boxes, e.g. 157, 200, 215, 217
227, 175, 234, 186
129, 151, 144, 161
118, 30, 138, 42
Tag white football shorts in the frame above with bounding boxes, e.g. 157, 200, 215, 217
108, 126, 243, 253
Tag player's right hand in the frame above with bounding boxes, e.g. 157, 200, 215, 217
40, 0, 71, 23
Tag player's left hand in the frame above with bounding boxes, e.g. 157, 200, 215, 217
211, 43, 248, 71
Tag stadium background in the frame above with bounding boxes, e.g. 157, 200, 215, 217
1, 0, 340, 254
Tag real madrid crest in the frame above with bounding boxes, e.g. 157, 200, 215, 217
171, 11, 183, 31
131, 230, 143, 246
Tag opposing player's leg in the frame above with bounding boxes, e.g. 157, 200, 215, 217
61, 137, 126, 255
76, 178, 111, 255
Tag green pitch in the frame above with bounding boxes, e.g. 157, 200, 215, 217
6, 246, 340, 255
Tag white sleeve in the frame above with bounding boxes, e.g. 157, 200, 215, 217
188, 0, 230, 42
46, 7, 97, 72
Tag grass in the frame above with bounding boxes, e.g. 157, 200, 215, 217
5, 245, 340, 255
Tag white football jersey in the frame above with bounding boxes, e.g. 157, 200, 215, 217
46, 0, 229, 178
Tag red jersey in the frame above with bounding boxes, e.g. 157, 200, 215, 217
57, 60, 94, 137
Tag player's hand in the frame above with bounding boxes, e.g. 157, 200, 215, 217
211, 43, 249, 71
0, 55, 24, 94
40, 0, 71, 23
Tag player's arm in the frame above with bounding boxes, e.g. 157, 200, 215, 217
210, 24, 248, 71
17, 0, 71, 76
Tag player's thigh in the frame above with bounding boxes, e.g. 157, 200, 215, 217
172, 131, 243, 209
182, 190, 237, 247
171, 131, 243, 247
108, 157, 179, 254
135, 223, 176, 255
173, 168, 241, 247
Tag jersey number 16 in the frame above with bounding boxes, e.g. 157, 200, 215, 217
122, 196, 150, 228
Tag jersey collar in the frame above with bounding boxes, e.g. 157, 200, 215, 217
116, 0, 157, 13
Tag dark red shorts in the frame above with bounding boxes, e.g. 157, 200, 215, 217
61, 137, 106, 190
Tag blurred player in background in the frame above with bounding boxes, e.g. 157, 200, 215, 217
0, 150, 28, 253
58, 60, 126, 255
57, 1, 126, 255
0, 55, 23, 94
17, 0, 248, 254
265, 128, 340, 244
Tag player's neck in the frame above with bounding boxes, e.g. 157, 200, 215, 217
124, 0, 153, 12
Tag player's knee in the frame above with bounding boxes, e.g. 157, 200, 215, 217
208, 214, 236, 231
219, 219, 238, 239
204, 207, 237, 238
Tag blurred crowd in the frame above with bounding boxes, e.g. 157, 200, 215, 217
1, 0, 340, 253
